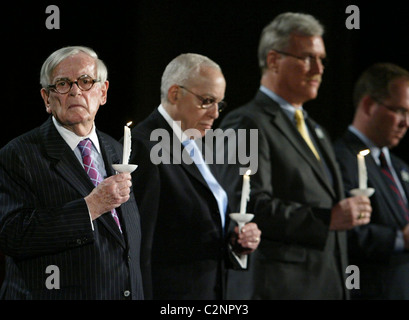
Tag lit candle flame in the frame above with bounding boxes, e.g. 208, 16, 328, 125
126, 121, 133, 127
359, 149, 370, 156
245, 169, 251, 176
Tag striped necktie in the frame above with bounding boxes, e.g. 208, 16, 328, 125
294, 109, 320, 160
78, 139, 123, 232
379, 151, 409, 222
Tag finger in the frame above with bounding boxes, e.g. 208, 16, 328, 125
113, 172, 131, 182
357, 195, 370, 203
237, 235, 260, 247
113, 194, 130, 207
238, 228, 256, 240
358, 216, 370, 225
240, 223, 260, 235
117, 180, 132, 191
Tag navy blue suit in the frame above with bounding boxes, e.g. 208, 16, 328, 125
334, 130, 409, 299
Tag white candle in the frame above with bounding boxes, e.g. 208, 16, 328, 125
357, 149, 370, 189
122, 121, 132, 165
239, 170, 251, 214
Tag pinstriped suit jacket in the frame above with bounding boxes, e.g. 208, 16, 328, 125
0, 117, 144, 300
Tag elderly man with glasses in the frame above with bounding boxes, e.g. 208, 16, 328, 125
0, 46, 144, 300
128, 53, 261, 300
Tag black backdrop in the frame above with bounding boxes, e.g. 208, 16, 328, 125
2, 1, 409, 307
2, 0, 409, 159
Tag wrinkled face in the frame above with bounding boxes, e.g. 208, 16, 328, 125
41, 52, 108, 135
174, 67, 226, 137
369, 78, 409, 148
273, 34, 326, 106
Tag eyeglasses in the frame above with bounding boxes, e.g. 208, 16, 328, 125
273, 49, 328, 69
373, 98, 409, 121
47, 75, 100, 94
179, 86, 227, 113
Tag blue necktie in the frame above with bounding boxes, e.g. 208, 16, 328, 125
183, 139, 227, 228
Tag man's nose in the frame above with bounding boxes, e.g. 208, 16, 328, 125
207, 103, 219, 119
69, 81, 82, 95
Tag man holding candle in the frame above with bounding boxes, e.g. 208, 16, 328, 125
0, 46, 144, 299
128, 53, 261, 299
216, 12, 372, 300
334, 63, 409, 299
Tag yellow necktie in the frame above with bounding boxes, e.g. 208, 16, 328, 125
294, 109, 320, 160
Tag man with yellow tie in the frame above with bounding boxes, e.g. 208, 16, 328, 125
216, 12, 372, 300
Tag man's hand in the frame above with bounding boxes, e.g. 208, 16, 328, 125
330, 196, 372, 230
231, 222, 262, 255
85, 173, 132, 220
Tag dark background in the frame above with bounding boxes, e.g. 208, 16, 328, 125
1, 0, 409, 303
1, 0, 409, 152
2, 0, 409, 162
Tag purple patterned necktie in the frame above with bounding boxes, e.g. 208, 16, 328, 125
379, 151, 409, 222
78, 139, 122, 232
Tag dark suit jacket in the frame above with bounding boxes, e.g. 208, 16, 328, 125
334, 129, 409, 299
130, 108, 241, 300
216, 90, 349, 299
0, 117, 144, 300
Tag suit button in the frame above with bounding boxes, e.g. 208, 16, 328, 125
123, 290, 131, 298
76, 239, 82, 245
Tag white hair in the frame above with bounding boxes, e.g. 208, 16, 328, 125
40, 46, 108, 89
258, 12, 324, 72
160, 53, 221, 102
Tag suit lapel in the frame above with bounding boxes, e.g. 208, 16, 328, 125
257, 93, 335, 198
150, 109, 212, 190
42, 118, 125, 247
42, 117, 95, 197
179, 141, 211, 190
96, 133, 126, 246
393, 158, 409, 199
306, 117, 342, 197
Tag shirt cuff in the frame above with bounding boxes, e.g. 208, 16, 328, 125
395, 229, 404, 252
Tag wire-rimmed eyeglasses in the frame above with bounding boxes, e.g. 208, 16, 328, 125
372, 96, 409, 121
272, 49, 328, 69
179, 85, 227, 113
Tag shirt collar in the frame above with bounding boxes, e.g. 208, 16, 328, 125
348, 125, 390, 165
52, 116, 101, 153
158, 104, 190, 143
260, 85, 307, 120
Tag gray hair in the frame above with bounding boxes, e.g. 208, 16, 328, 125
353, 62, 409, 108
160, 53, 221, 102
40, 46, 108, 89
258, 12, 324, 72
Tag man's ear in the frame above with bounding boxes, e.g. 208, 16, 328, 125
100, 81, 109, 105
361, 95, 377, 116
40, 88, 52, 114
167, 84, 180, 104
266, 50, 280, 71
